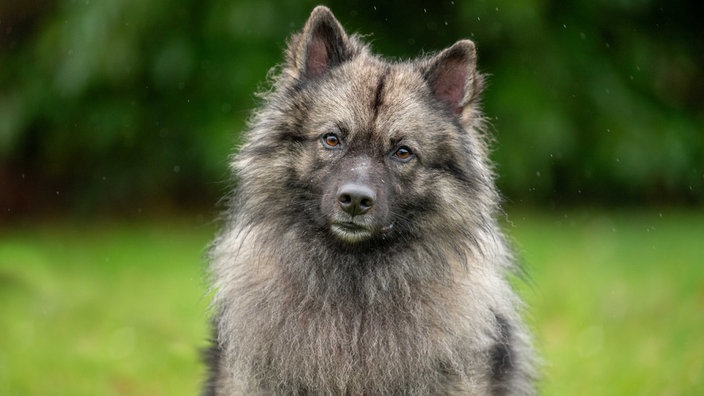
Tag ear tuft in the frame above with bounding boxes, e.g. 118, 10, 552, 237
425, 40, 481, 115
290, 6, 351, 79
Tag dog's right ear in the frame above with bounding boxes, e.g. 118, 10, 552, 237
287, 6, 352, 79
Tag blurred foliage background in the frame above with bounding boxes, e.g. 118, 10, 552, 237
1, 0, 702, 219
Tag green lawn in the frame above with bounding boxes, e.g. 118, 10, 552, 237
508, 209, 704, 395
1, 210, 702, 395
0, 217, 214, 395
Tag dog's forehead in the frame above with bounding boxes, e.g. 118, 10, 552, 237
344, 60, 427, 107
306, 57, 451, 148
373, 66, 452, 140
344, 63, 430, 115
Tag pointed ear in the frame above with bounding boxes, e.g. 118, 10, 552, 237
289, 6, 351, 79
424, 40, 483, 115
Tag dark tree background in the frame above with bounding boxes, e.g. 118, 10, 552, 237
1, 0, 702, 220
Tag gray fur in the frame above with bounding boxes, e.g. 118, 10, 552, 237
205, 6, 536, 395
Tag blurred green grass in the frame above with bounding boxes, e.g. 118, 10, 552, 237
1, 210, 702, 395
0, 218, 214, 395
508, 209, 704, 395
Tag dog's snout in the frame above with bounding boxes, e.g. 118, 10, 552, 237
337, 183, 376, 216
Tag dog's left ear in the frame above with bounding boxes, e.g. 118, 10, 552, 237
425, 40, 483, 115
288, 6, 352, 79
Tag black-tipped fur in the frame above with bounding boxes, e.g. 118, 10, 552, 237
204, 6, 535, 395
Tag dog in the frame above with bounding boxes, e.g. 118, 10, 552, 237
204, 6, 535, 395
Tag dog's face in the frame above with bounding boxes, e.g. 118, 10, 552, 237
291, 12, 487, 248
296, 62, 470, 245
236, 7, 489, 248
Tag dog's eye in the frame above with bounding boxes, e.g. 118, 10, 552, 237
321, 133, 342, 149
393, 146, 414, 161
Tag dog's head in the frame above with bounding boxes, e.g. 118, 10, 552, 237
236, 6, 493, 247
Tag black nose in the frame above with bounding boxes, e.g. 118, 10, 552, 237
337, 183, 376, 216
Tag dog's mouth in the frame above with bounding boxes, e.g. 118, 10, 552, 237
329, 221, 395, 244
330, 221, 374, 243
